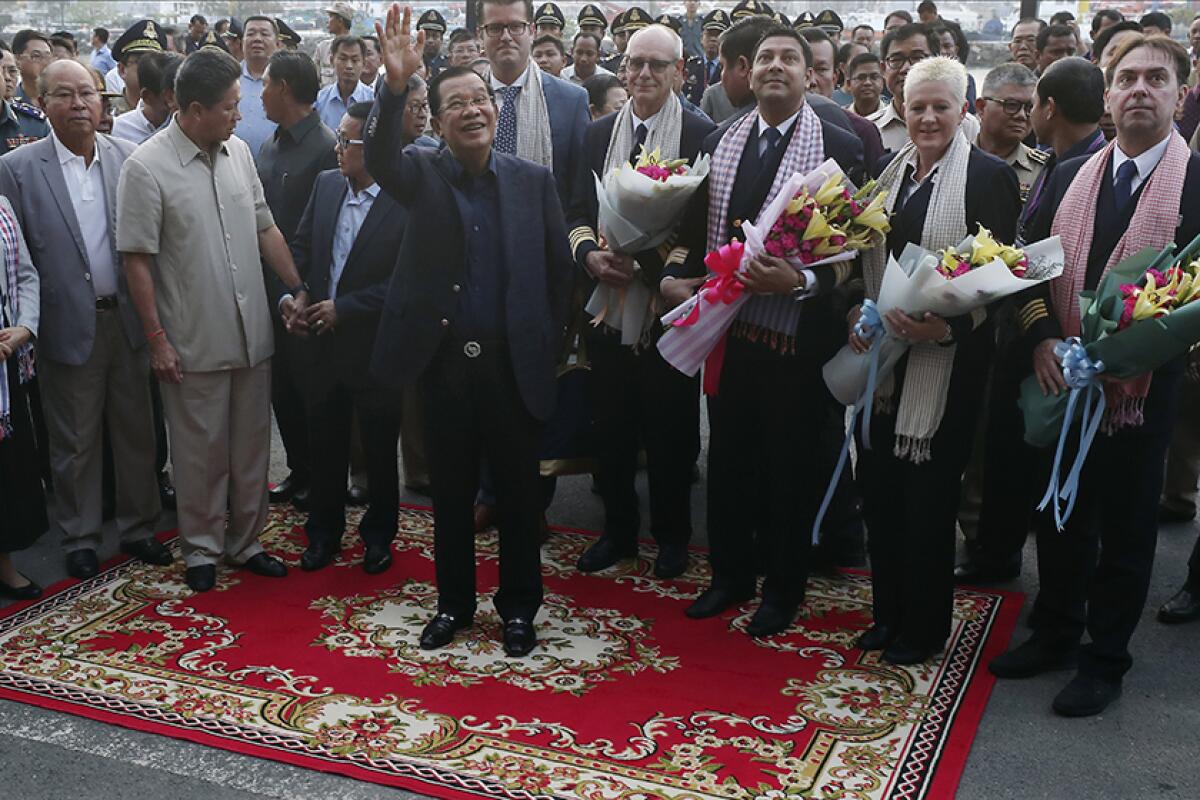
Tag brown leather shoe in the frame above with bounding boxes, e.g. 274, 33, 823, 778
473, 503, 496, 533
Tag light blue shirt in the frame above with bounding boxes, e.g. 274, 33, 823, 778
234, 62, 276, 160
90, 45, 117, 75
330, 180, 380, 299
314, 81, 375, 132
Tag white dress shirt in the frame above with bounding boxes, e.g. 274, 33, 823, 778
110, 101, 164, 145
52, 132, 118, 297
330, 181, 381, 300
490, 67, 529, 113
1112, 133, 1172, 194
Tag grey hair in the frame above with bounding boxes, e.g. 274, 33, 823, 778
407, 74, 426, 93
903, 55, 967, 107
629, 24, 684, 61
981, 61, 1037, 97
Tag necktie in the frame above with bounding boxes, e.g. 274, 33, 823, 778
707, 59, 717, 85
495, 85, 521, 155
1113, 159, 1138, 212
630, 123, 649, 164
760, 127, 782, 159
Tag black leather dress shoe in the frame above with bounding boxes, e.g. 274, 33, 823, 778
291, 485, 310, 512
855, 624, 895, 651
420, 612, 471, 650
989, 635, 1078, 679
346, 484, 369, 506
185, 564, 216, 592
685, 586, 754, 619
502, 617, 537, 657
1052, 673, 1122, 717
576, 536, 637, 573
300, 542, 339, 571
157, 472, 176, 510
883, 640, 941, 665
1158, 504, 1196, 524
1158, 584, 1200, 624
242, 553, 287, 578
120, 537, 174, 566
66, 549, 99, 580
653, 543, 688, 579
362, 544, 393, 574
953, 558, 1021, 585
746, 603, 798, 637
269, 475, 307, 504
0, 576, 42, 600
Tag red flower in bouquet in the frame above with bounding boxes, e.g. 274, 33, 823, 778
633, 148, 689, 182
1116, 262, 1200, 330
759, 176, 887, 264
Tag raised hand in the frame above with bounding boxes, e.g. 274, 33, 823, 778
376, 4, 426, 94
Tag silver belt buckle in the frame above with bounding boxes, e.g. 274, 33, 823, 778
463, 341, 482, 358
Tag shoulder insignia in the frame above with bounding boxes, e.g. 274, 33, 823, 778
10, 100, 45, 120
1026, 146, 1050, 164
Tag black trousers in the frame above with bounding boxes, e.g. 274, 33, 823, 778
857, 344, 988, 649
1031, 367, 1182, 681
588, 328, 699, 549
271, 317, 309, 484
421, 339, 544, 621
304, 380, 400, 548
706, 336, 826, 607
973, 337, 1038, 566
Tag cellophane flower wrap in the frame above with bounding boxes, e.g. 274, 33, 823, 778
822, 227, 1065, 407
1019, 238, 1200, 449
586, 148, 712, 346
657, 159, 889, 381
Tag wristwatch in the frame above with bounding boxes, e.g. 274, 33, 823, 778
287, 281, 310, 296
790, 272, 808, 301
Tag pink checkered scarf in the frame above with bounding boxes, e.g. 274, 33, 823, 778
0, 199, 35, 443
705, 105, 825, 346
1049, 131, 1190, 429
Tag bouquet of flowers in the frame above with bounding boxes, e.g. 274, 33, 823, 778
657, 159, 889, 386
1018, 234, 1200, 528
821, 227, 1064, 407
586, 148, 711, 346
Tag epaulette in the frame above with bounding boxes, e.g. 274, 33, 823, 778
1025, 146, 1050, 164
10, 100, 45, 120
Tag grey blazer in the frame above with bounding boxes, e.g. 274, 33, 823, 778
0, 133, 141, 366
0, 195, 39, 337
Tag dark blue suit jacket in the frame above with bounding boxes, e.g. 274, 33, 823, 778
539, 71, 592, 209
364, 85, 575, 421
290, 169, 404, 397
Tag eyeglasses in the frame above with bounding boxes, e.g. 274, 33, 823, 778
981, 96, 1033, 117
883, 51, 929, 70
406, 100, 430, 114
45, 88, 99, 103
626, 57, 673, 75
440, 95, 493, 115
335, 134, 364, 148
481, 22, 530, 38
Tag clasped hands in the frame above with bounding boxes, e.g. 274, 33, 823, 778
283, 293, 339, 338
846, 304, 950, 354
0, 326, 31, 362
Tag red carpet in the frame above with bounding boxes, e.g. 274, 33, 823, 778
0, 506, 1020, 799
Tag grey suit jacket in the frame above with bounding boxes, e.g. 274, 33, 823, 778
0, 133, 141, 366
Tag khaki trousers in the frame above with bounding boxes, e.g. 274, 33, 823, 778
38, 310, 160, 553
160, 360, 271, 567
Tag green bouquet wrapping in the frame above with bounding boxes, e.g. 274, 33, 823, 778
1019, 232, 1200, 529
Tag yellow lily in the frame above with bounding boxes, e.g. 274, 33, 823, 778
786, 191, 812, 217
969, 226, 1005, 265
814, 173, 846, 207
1132, 272, 1176, 320
853, 192, 891, 234
802, 207, 836, 242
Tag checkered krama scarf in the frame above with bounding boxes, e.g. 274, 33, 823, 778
1049, 131, 1190, 430
0, 197, 35, 442
706, 104, 825, 348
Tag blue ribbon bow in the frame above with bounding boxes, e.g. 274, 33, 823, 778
812, 300, 884, 545
1037, 338, 1106, 531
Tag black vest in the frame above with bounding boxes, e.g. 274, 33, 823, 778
1087, 159, 1149, 290
725, 119, 799, 243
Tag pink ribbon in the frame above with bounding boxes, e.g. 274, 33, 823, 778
671, 241, 745, 329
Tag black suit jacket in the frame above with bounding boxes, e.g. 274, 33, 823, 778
1018, 149, 1200, 346
364, 87, 575, 422
290, 169, 403, 397
567, 104, 716, 285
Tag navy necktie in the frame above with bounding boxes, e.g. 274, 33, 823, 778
1113, 159, 1138, 212
630, 123, 649, 164
760, 127, 782, 159
495, 85, 520, 155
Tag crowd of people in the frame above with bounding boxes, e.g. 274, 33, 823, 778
2, 0, 1200, 719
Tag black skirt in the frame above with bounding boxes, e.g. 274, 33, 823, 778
0, 365, 47, 553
